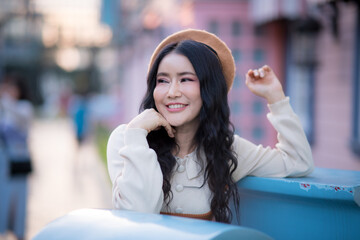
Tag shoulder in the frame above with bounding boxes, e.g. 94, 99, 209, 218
232, 134, 249, 152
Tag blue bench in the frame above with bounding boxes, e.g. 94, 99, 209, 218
33, 208, 272, 240
234, 168, 360, 240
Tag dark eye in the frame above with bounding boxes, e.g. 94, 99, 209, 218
181, 78, 194, 82
157, 78, 169, 84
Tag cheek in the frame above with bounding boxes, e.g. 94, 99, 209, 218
195, 99, 203, 113
153, 87, 163, 106
184, 85, 202, 103
193, 90, 203, 111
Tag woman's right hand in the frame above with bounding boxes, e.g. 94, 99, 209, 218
127, 108, 175, 138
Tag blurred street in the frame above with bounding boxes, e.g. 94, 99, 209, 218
24, 118, 112, 240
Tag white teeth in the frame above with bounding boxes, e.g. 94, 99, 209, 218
168, 104, 186, 109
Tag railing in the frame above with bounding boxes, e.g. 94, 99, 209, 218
234, 168, 360, 239
33, 168, 360, 240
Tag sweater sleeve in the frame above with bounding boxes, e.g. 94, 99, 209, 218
232, 97, 314, 182
107, 124, 164, 213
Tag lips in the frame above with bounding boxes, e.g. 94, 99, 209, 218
166, 103, 188, 111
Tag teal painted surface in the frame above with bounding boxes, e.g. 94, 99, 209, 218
33, 168, 360, 239
234, 168, 360, 240
33, 208, 272, 240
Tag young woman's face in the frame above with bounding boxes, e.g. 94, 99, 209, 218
153, 52, 202, 130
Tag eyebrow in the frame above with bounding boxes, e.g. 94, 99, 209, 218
157, 71, 196, 77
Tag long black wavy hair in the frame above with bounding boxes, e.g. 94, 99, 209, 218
140, 40, 239, 223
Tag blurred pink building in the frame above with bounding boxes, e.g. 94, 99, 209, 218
246, 0, 360, 170
310, 1, 360, 170
192, 0, 279, 147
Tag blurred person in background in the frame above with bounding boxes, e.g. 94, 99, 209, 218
0, 73, 33, 240
68, 92, 90, 146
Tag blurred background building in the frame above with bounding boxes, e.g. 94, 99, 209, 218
0, 0, 359, 238
0, 0, 359, 169
0, 0, 43, 105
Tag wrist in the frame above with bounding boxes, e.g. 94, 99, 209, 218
266, 92, 286, 104
127, 122, 149, 133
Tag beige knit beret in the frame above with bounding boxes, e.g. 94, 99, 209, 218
148, 29, 235, 91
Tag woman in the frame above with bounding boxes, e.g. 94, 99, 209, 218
107, 29, 314, 223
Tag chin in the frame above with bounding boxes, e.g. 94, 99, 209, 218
167, 120, 182, 127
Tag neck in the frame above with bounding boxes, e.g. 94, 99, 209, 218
173, 124, 198, 158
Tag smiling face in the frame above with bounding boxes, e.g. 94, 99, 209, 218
153, 52, 202, 130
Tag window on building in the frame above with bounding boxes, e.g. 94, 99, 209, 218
286, 64, 313, 141
232, 21, 241, 36
254, 25, 266, 37
286, 18, 321, 144
232, 75, 241, 89
252, 100, 264, 115
253, 49, 265, 63
252, 126, 264, 140
232, 49, 241, 63
230, 101, 242, 115
208, 20, 219, 35
352, 9, 360, 156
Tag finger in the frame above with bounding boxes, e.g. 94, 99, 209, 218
246, 69, 253, 78
262, 65, 271, 73
158, 116, 175, 138
245, 70, 253, 85
253, 69, 259, 77
163, 123, 175, 138
259, 68, 265, 78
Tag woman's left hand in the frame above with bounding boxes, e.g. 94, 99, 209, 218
245, 65, 286, 104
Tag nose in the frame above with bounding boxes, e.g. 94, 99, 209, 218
167, 80, 181, 98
